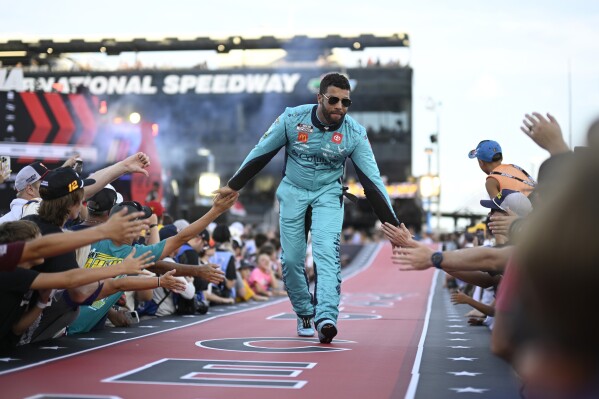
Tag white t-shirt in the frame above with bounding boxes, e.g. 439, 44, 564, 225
152, 257, 195, 317
0, 197, 41, 224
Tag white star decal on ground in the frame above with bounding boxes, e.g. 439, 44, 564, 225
447, 325, 465, 328
448, 357, 477, 361
448, 338, 470, 341
448, 346, 472, 349
138, 325, 157, 328
182, 315, 197, 318
212, 309, 224, 312
0, 358, 19, 362
448, 331, 466, 335
450, 387, 489, 393
162, 320, 179, 323
447, 319, 461, 322
448, 371, 482, 376
110, 331, 132, 334
39, 346, 66, 350
78, 337, 102, 341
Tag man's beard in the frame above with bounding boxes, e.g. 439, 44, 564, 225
321, 101, 344, 125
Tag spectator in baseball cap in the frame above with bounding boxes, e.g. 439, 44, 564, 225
39, 167, 95, 201
67, 184, 120, 233
0, 162, 49, 224
87, 187, 118, 215
159, 224, 178, 241
468, 140, 536, 199
109, 201, 153, 220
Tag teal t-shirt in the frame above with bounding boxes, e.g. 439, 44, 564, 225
67, 239, 166, 334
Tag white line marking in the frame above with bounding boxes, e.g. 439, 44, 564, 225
404, 269, 439, 399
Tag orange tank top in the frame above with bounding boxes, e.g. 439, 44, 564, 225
486, 164, 536, 197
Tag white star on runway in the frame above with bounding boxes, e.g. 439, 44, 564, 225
447, 325, 465, 328
448, 338, 470, 341
448, 371, 482, 376
182, 315, 197, 318
138, 326, 157, 328
110, 331, 132, 334
447, 319, 461, 322
448, 357, 477, 361
78, 338, 102, 341
449, 387, 489, 393
162, 320, 179, 323
448, 331, 466, 335
449, 346, 472, 349
0, 358, 19, 362
39, 346, 66, 350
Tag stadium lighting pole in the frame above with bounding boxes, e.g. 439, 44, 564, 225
426, 97, 442, 233
435, 102, 441, 232
425, 147, 433, 232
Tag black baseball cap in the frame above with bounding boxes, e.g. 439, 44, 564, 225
199, 229, 210, 242
109, 200, 153, 220
39, 167, 95, 200
87, 187, 118, 213
159, 224, 178, 240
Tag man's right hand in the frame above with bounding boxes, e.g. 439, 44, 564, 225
521, 112, 570, 155
213, 186, 237, 199
212, 188, 239, 213
195, 263, 225, 284
119, 248, 155, 275
382, 222, 417, 248
100, 209, 146, 242
391, 245, 434, 271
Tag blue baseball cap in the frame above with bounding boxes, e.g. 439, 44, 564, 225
468, 140, 502, 162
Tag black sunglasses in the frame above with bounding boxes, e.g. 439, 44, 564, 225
321, 93, 352, 108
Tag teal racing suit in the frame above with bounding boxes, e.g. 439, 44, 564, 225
228, 104, 399, 327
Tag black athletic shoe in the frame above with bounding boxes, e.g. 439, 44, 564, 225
317, 319, 337, 344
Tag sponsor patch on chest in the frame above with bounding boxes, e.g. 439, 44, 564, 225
297, 132, 309, 143
296, 123, 314, 133
332, 132, 343, 144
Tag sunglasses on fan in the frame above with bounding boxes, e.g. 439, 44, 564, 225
321, 92, 352, 107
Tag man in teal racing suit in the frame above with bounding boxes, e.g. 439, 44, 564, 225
215, 73, 399, 343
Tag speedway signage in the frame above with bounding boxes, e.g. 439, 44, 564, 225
1, 68, 303, 95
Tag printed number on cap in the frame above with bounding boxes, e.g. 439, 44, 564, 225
68, 180, 79, 192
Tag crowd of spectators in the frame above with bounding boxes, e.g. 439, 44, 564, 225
384, 113, 599, 399
0, 148, 309, 352
3, 108, 595, 397
0, 152, 238, 352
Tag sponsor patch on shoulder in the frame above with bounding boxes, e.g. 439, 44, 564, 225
296, 123, 314, 133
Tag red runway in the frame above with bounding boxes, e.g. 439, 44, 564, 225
2, 244, 435, 399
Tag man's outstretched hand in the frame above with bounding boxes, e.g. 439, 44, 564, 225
122, 152, 151, 176
521, 112, 569, 155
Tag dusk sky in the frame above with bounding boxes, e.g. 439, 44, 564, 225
2, 0, 598, 227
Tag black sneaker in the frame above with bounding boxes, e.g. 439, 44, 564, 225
317, 319, 337, 344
